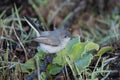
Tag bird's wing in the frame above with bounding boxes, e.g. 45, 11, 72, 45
33, 36, 60, 46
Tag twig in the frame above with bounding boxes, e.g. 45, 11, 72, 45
13, 26, 28, 60
35, 56, 40, 80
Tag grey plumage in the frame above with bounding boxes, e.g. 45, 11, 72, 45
24, 16, 71, 53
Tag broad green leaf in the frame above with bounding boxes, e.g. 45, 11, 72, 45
69, 43, 86, 61
34, 50, 46, 59
61, 35, 80, 54
52, 36, 99, 75
75, 54, 93, 71
52, 53, 65, 66
20, 51, 45, 73
96, 46, 113, 56
84, 42, 99, 52
48, 64, 62, 75
69, 42, 99, 61
53, 35, 80, 65
19, 63, 35, 73
19, 57, 36, 73
67, 35, 80, 46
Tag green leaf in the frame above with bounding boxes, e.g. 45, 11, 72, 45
52, 36, 99, 75
19, 63, 35, 73
47, 64, 62, 75
75, 54, 93, 71
19, 57, 36, 73
96, 46, 113, 56
34, 50, 46, 59
53, 53, 65, 66
69, 41, 99, 61
53, 35, 80, 65
20, 51, 45, 73
62, 35, 80, 54
69, 43, 86, 61
84, 42, 99, 52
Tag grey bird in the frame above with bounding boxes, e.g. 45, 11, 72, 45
24, 17, 71, 53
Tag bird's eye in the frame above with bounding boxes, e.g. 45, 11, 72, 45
64, 35, 67, 38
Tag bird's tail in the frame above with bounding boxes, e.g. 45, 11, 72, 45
24, 16, 40, 37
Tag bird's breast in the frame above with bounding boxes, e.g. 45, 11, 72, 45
39, 37, 70, 53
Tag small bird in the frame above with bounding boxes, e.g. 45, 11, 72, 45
24, 16, 71, 53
